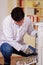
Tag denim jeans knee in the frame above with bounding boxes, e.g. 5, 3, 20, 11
0, 43, 13, 58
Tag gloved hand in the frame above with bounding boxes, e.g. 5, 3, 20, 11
24, 45, 37, 54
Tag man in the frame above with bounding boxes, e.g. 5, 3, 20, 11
0, 7, 37, 65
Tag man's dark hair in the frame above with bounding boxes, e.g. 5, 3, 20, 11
11, 7, 25, 21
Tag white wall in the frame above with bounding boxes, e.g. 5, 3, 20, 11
0, 0, 8, 30
0, 0, 17, 30
13, 0, 17, 8
0, 0, 8, 21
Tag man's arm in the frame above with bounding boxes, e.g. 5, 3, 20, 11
2, 16, 23, 51
27, 17, 37, 37
16, 17, 31, 41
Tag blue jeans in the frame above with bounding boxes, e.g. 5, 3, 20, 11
0, 43, 37, 65
0, 43, 13, 65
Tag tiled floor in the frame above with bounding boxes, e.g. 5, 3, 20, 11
0, 53, 36, 65
0, 57, 36, 65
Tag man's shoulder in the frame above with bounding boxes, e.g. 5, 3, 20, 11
3, 15, 12, 23
25, 16, 30, 20
24, 16, 31, 24
4, 15, 11, 20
